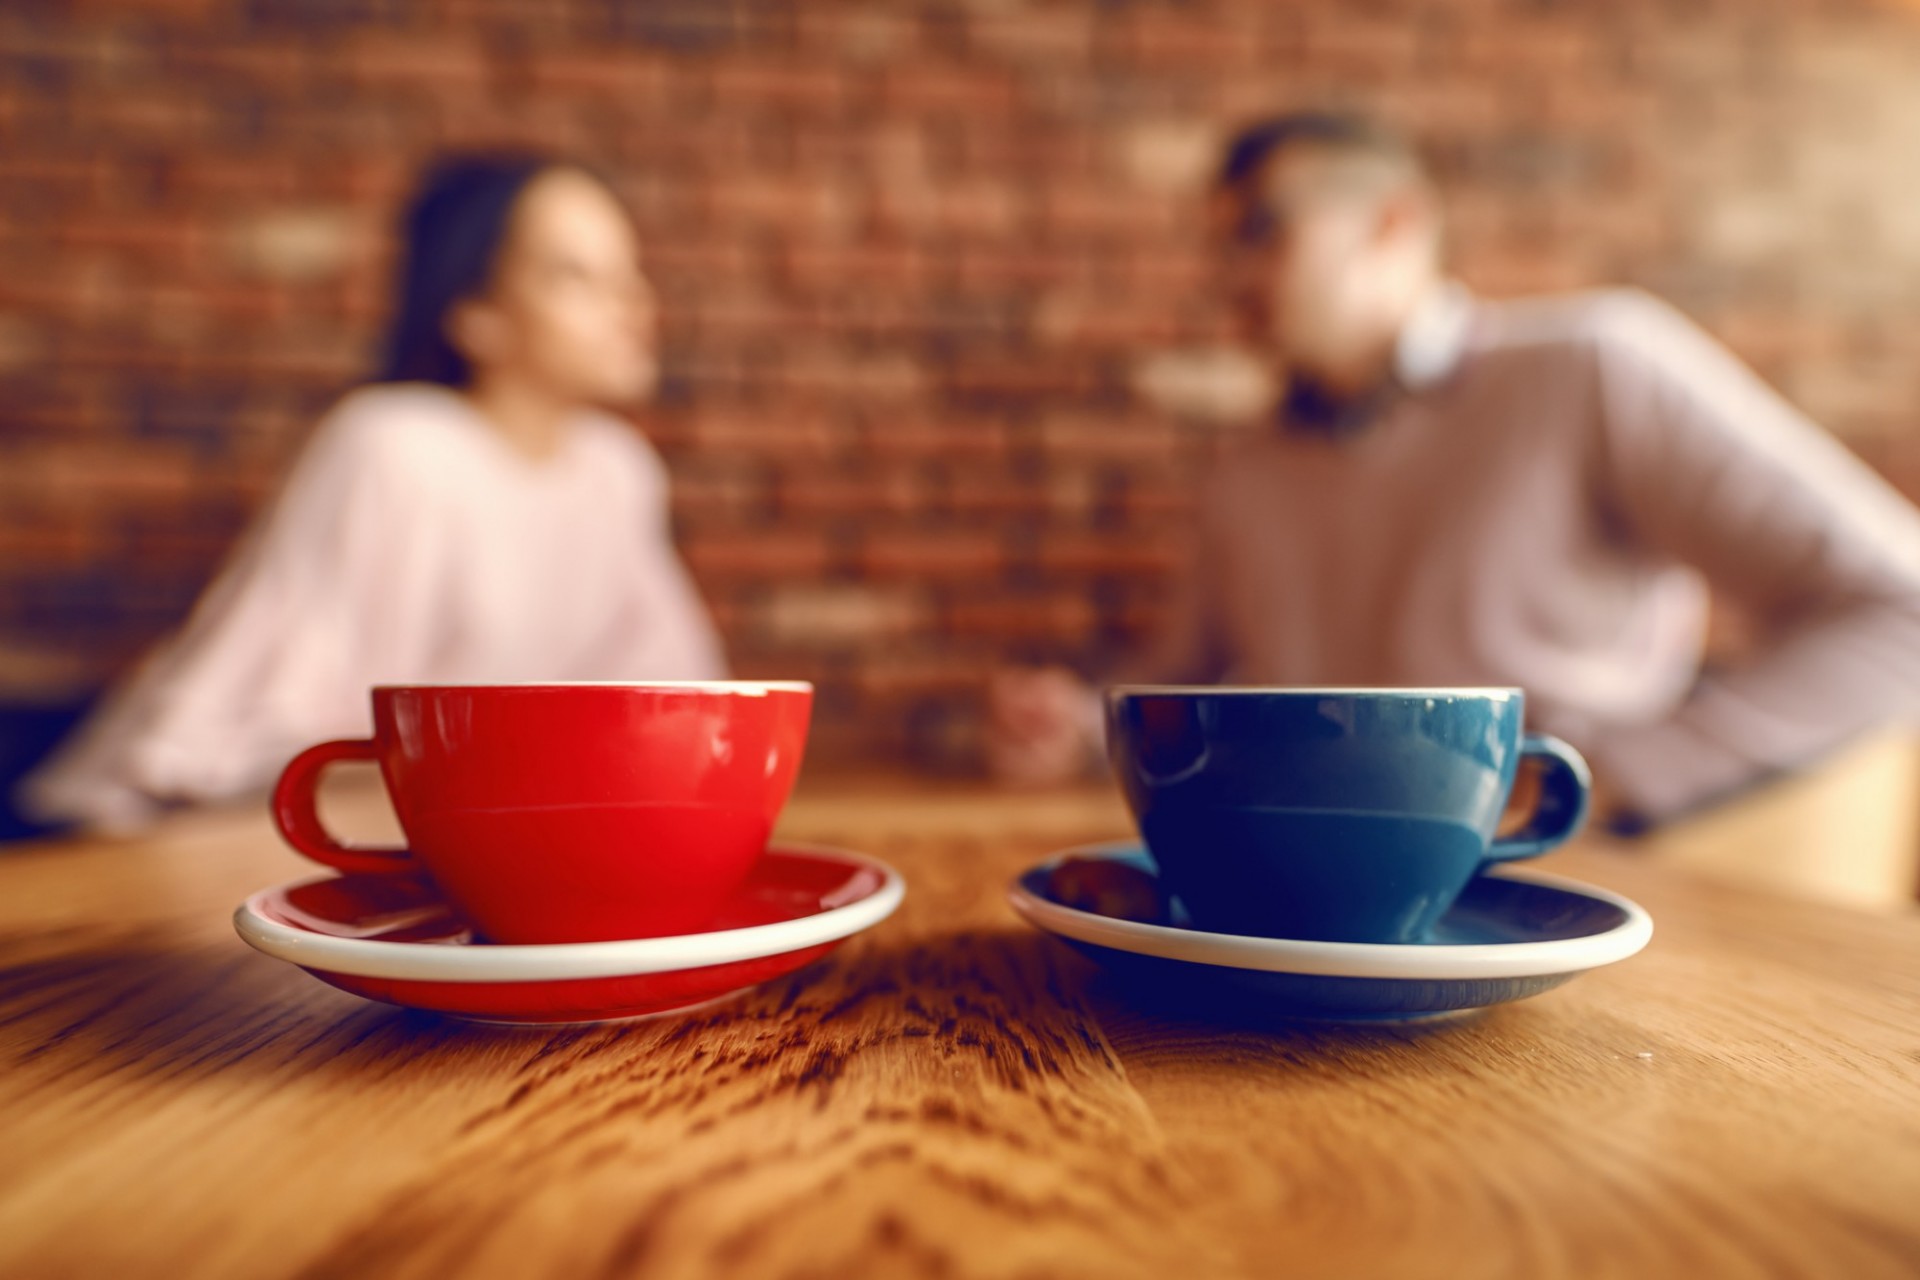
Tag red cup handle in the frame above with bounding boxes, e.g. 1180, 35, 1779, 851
271, 739, 416, 875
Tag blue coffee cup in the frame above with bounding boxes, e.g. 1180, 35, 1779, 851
1105, 687, 1591, 944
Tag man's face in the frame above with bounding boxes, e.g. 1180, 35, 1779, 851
1214, 148, 1396, 384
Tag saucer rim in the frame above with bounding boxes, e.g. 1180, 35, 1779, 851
234, 842, 903, 984
1007, 841, 1652, 981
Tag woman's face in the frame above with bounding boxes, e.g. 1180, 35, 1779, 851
453, 167, 659, 404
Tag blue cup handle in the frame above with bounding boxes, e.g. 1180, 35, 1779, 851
1485, 733, 1592, 861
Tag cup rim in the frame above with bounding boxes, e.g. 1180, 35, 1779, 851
1106, 684, 1521, 699
371, 680, 813, 695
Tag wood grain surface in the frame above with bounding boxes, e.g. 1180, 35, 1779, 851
2, 773, 1918, 1280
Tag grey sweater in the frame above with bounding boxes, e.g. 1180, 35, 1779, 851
1137, 286, 1920, 822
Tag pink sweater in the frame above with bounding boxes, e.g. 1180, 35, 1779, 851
23, 385, 726, 829
1136, 286, 1920, 821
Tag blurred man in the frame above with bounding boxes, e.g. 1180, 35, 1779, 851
991, 112, 1920, 828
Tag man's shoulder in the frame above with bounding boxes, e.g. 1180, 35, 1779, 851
1472, 287, 1697, 362
1194, 434, 1302, 510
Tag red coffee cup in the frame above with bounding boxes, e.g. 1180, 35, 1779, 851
271, 682, 813, 944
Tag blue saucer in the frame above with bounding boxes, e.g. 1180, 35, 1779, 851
1008, 843, 1652, 1022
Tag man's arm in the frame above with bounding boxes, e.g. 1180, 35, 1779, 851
1581, 291, 1920, 823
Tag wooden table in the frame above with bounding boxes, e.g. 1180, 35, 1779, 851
4, 773, 1919, 1279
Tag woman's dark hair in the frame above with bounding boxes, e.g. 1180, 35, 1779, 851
377, 153, 555, 387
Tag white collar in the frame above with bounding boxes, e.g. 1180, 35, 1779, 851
1393, 281, 1475, 391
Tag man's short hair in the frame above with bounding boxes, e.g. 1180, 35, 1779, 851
1216, 111, 1427, 195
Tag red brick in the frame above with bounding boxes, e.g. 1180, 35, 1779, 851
69, 0, 224, 17
878, 65, 1019, 115
1039, 188, 1183, 242
967, 10, 1094, 65
772, 348, 930, 404
53, 216, 207, 261
1035, 415, 1180, 466
678, 292, 798, 340
876, 180, 1025, 240
164, 40, 309, 81
757, 584, 929, 648
1113, 487, 1197, 524
942, 355, 1100, 402
5, 444, 202, 506
644, 242, 760, 288
777, 469, 924, 519
0, 23, 139, 72
1031, 292, 1183, 349
1108, 10, 1265, 70
62, 91, 224, 142
951, 248, 1087, 294
778, 243, 932, 296
793, 9, 917, 64
342, 35, 492, 89
1107, 250, 1212, 302
667, 462, 773, 526
165, 155, 307, 201
0, 522, 103, 569
950, 131, 1100, 182
944, 594, 1097, 641
1034, 535, 1181, 578
706, 59, 850, 113
1300, 16, 1423, 77
938, 472, 1092, 522
860, 532, 1004, 581
683, 408, 853, 462
704, 175, 849, 236
681, 532, 836, 580
861, 419, 1011, 463
523, 51, 668, 99
849, 655, 987, 701
0, 155, 117, 200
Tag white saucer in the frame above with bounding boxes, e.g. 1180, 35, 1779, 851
1009, 842, 1653, 1021
235, 843, 904, 1023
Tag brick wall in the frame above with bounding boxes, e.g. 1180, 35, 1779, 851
4, 0, 1920, 766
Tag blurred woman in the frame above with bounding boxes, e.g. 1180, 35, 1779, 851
21, 156, 725, 830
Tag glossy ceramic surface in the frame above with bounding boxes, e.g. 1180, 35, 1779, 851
273, 682, 813, 944
1009, 843, 1650, 1022
1106, 687, 1590, 943
235, 843, 904, 1024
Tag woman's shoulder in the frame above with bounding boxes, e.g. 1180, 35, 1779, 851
299, 388, 672, 501
315, 382, 482, 453
571, 411, 670, 490
294, 383, 509, 494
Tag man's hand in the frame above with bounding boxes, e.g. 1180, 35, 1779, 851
985, 666, 1099, 787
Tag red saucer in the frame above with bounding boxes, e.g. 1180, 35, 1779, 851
234, 844, 904, 1024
